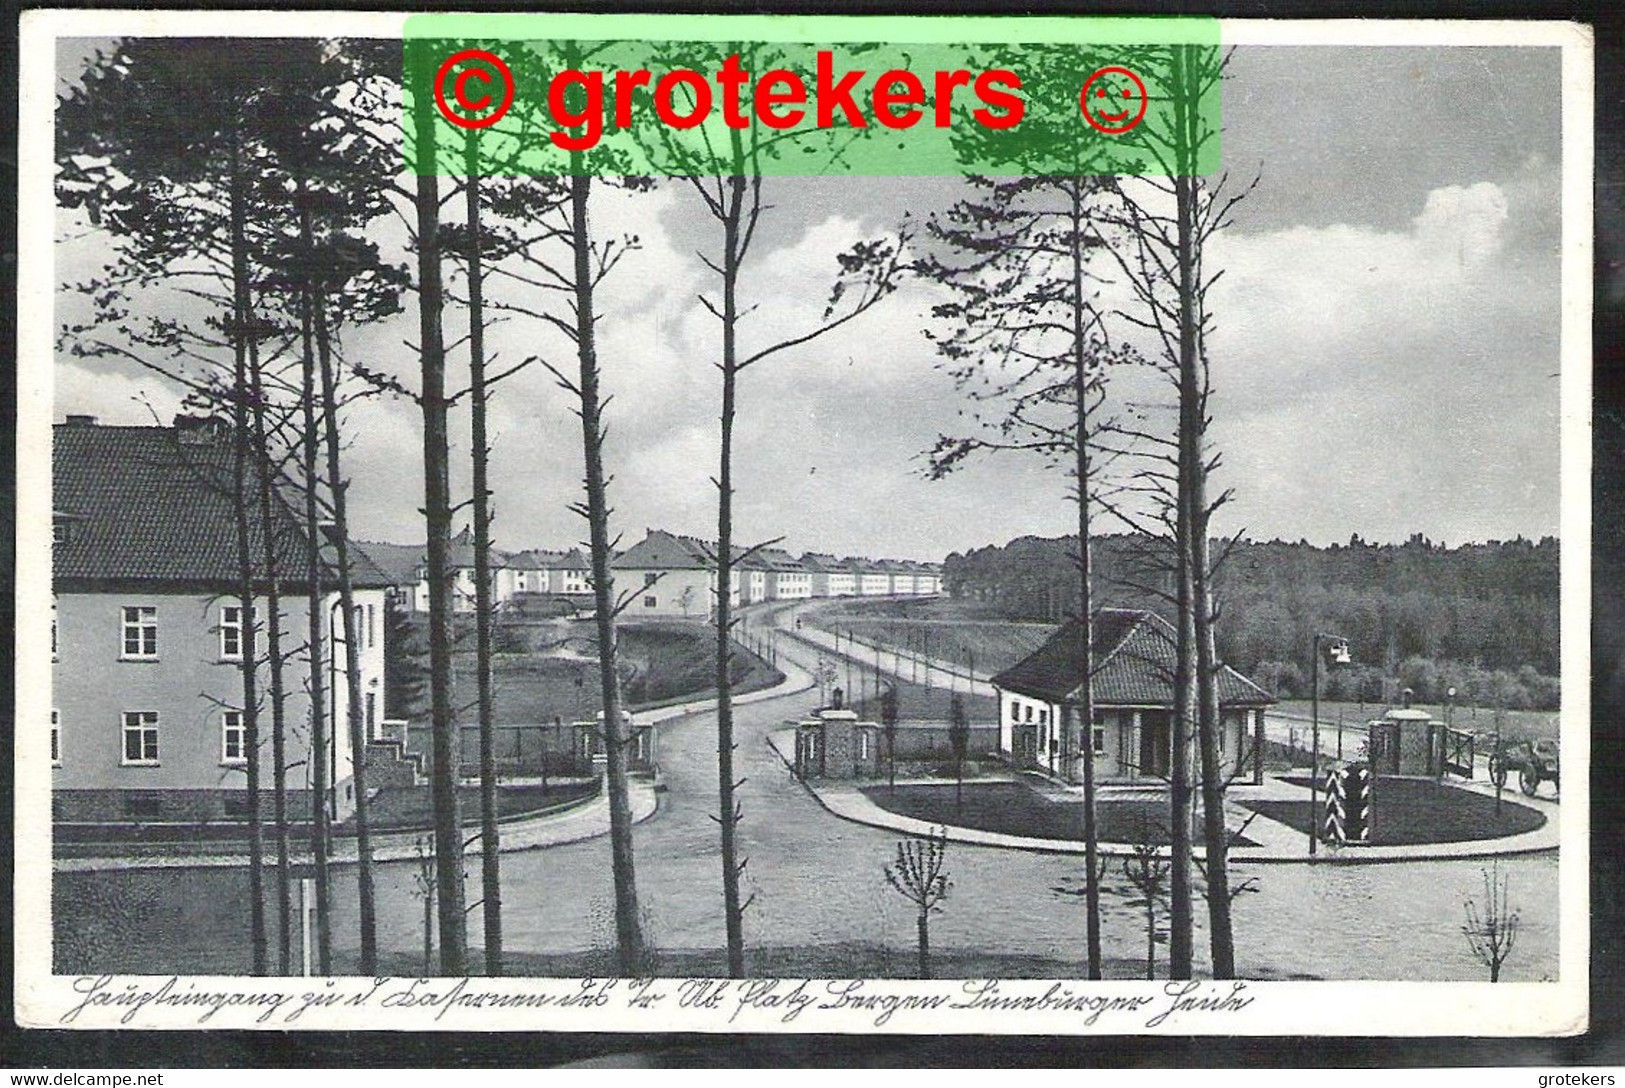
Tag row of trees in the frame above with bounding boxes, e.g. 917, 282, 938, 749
944, 534, 1560, 679
921, 44, 1242, 978
61, 36, 909, 978
59, 40, 404, 973
63, 36, 1271, 981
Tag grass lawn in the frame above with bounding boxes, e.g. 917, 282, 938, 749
448, 621, 781, 724
1238, 776, 1546, 845
355, 781, 598, 832
862, 782, 1257, 847
1272, 699, 1560, 746
847, 675, 998, 725
809, 605, 1058, 678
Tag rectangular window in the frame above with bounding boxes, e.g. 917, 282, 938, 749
221, 709, 246, 765
367, 604, 376, 648
1038, 708, 1049, 726
121, 606, 158, 659
1025, 704, 1034, 723
1093, 725, 1107, 755
1009, 700, 1021, 723
51, 709, 61, 766
219, 604, 244, 661
644, 573, 658, 587
644, 596, 657, 609
122, 711, 160, 765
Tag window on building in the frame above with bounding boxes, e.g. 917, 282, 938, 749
122, 711, 160, 764
366, 604, 376, 649
858, 730, 873, 761
644, 596, 657, 609
644, 573, 658, 587
219, 604, 244, 661
1092, 724, 1107, 755
51, 709, 61, 766
1009, 700, 1021, 723
121, 606, 158, 659
1025, 703, 1034, 723
221, 709, 246, 765
1038, 707, 1049, 726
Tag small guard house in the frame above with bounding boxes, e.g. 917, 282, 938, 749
991, 609, 1276, 786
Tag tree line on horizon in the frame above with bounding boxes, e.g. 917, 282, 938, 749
942, 532, 1560, 710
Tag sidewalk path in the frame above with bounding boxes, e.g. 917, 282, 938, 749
762, 727, 1560, 865
56, 622, 817, 874
769, 601, 997, 698
54, 778, 662, 873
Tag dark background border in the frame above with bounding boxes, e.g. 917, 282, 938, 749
4, 0, 1621, 1068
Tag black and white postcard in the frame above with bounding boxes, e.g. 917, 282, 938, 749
14, 10, 1593, 1036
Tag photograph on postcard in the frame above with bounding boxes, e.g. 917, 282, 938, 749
14, 11, 1591, 1034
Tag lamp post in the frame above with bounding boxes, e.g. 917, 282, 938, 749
1308, 633, 1351, 856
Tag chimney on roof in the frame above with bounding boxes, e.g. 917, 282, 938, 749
64, 414, 97, 426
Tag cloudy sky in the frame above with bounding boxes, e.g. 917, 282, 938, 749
51, 42, 1566, 560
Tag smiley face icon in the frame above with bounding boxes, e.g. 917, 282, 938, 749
1079, 66, 1148, 134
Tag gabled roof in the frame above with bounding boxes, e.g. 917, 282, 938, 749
54, 417, 390, 590
753, 547, 803, 571
447, 526, 514, 570
616, 529, 715, 571
509, 547, 589, 572
354, 541, 424, 586
799, 552, 841, 572
992, 609, 1276, 709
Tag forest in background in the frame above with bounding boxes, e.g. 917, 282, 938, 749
943, 533, 1560, 710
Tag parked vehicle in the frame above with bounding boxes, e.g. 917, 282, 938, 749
1487, 737, 1560, 796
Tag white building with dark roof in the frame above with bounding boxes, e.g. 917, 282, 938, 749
991, 609, 1275, 786
51, 415, 388, 824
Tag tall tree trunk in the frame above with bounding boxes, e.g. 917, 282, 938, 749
1069, 178, 1103, 981
569, 167, 644, 975
248, 336, 292, 975
1169, 46, 1200, 976
413, 78, 468, 975
715, 167, 747, 979
1194, 521, 1234, 977
297, 262, 332, 975
314, 288, 378, 975
1168, 41, 1238, 981
465, 132, 502, 976
227, 131, 267, 977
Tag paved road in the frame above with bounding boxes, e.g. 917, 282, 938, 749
326, 601, 1559, 980
58, 600, 1560, 980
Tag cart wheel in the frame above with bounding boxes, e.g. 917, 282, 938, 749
1488, 756, 1507, 788
1519, 765, 1540, 796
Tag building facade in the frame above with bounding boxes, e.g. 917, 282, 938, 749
52, 416, 387, 824
992, 609, 1275, 786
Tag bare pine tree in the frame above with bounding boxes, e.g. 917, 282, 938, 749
1463, 862, 1520, 982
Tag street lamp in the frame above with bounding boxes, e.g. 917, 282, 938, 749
1308, 633, 1351, 856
